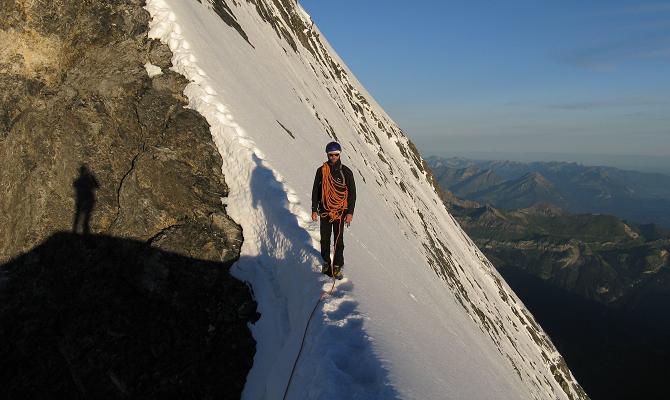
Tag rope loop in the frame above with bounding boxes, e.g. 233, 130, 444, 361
320, 161, 348, 221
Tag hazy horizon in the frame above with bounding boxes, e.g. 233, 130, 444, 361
419, 147, 670, 176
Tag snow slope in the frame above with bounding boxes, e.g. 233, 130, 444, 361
145, 1, 587, 399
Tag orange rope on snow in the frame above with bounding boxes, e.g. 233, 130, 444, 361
282, 252, 339, 400
282, 228, 343, 400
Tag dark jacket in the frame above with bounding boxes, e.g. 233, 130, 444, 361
312, 160, 356, 215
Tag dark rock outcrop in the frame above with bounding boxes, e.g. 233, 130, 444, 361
1, 0, 256, 397
0, 232, 257, 399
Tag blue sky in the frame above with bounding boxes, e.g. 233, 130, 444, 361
300, 1, 670, 170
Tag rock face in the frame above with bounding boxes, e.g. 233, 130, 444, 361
0, 0, 234, 260
0, 0, 256, 398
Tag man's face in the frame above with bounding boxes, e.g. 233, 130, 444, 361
327, 152, 340, 164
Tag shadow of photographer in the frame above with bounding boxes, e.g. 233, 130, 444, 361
72, 164, 99, 235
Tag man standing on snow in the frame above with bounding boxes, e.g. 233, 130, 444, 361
311, 142, 356, 280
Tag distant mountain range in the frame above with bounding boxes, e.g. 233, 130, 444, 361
447, 199, 670, 307
429, 156, 670, 399
446, 197, 670, 400
428, 156, 670, 228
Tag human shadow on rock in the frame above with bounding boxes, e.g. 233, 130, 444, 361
0, 232, 257, 399
72, 164, 99, 235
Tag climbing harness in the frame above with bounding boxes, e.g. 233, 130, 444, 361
282, 162, 349, 400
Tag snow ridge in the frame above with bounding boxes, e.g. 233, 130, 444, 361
145, 1, 586, 399
145, 1, 393, 399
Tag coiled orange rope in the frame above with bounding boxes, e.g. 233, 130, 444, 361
320, 161, 348, 222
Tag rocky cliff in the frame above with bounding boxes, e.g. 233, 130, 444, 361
0, 0, 256, 397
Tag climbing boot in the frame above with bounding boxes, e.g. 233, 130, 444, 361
321, 263, 332, 276
333, 265, 343, 280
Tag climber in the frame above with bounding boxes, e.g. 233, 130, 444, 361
311, 142, 356, 280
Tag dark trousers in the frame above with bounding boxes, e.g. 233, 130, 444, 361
320, 217, 345, 266
73, 198, 94, 235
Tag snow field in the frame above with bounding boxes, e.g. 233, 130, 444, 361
145, 2, 392, 399
145, 1, 583, 399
